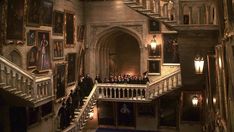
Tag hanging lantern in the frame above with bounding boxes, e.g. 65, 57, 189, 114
150, 35, 157, 51
192, 95, 199, 107
194, 55, 204, 74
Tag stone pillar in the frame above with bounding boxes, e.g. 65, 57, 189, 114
189, 6, 193, 24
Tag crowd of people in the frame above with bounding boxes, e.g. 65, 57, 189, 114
95, 73, 150, 84
57, 72, 149, 129
58, 74, 94, 130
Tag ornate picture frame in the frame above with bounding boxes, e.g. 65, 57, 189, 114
148, 19, 160, 33
148, 59, 161, 75
27, 0, 41, 26
55, 62, 67, 99
53, 39, 64, 60
27, 30, 36, 46
162, 33, 180, 65
53, 10, 64, 35
27, 46, 38, 69
66, 53, 77, 85
36, 31, 51, 72
6, 0, 25, 41
40, 0, 53, 26
65, 11, 75, 48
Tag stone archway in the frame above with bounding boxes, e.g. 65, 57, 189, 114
87, 27, 144, 79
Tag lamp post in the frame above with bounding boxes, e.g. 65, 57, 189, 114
194, 55, 204, 74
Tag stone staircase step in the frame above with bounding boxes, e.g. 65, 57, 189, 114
2, 85, 11, 89
8, 88, 17, 92
137, 8, 151, 12
0, 83, 6, 87
123, 0, 136, 4
128, 4, 143, 8
14, 90, 22, 95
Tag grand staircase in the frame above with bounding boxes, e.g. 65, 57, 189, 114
0, 55, 53, 107
124, 0, 218, 30
63, 69, 182, 132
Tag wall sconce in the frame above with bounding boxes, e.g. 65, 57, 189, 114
150, 35, 157, 51
194, 55, 204, 74
192, 95, 199, 107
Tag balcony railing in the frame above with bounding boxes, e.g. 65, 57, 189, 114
63, 69, 182, 132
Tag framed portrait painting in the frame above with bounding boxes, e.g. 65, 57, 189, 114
67, 53, 77, 85
27, 30, 36, 46
163, 33, 180, 65
37, 31, 51, 71
53, 10, 64, 35
55, 63, 67, 99
27, 46, 38, 69
53, 39, 64, 60
148, 19, 160, 33
27, 0, 41, 26
65, 12, 75, 47
40, 0, 53, 26
6, 0, 25, 40
148, 59, 161, 75
148, 44, 161, 58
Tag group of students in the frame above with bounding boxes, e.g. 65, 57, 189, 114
95, 73, 150, 84
57, 74, 94, 130
57, 73, 149, 129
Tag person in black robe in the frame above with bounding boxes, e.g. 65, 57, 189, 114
58, 102, 67, 129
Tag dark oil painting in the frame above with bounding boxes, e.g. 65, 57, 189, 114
148, 60, 161, 75
55, 63, 66, 99
40, 0, 53, 26
53, 39, 64, 60
27, 0, 40, 26
67, 53, 77, 85
65, 12, 74, 47
27, 30, 36, 46
53, 10, 64, 35
7, 0, 24, 40
27, 46, 38, 69
163, 33, 180, 64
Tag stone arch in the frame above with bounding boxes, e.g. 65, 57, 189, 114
7, 49, 23, 67
87, 26, 145, 78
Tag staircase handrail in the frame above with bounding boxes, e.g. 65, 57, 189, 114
63, 84, 98, 132
0, 55, 34, 80
96, 83, 147, 88
149, 69, 181, 87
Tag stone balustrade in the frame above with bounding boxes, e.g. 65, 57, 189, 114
0, 56, 53, 104
63, 70, 182, 132
125, 0, 217, 25
97, 83, 147, 101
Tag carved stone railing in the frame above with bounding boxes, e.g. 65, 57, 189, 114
63, 70, 182, 131
63, 85, 98, 132
97, 83, 148, 102
147, 69, 181, 99
124, 0, 217, 26
0, 55, 53, 106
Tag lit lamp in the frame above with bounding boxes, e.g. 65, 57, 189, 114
89, 111, 94, 120
192, 95, 199, 107
194, 55, 204, 74
150, 35, 157, 51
